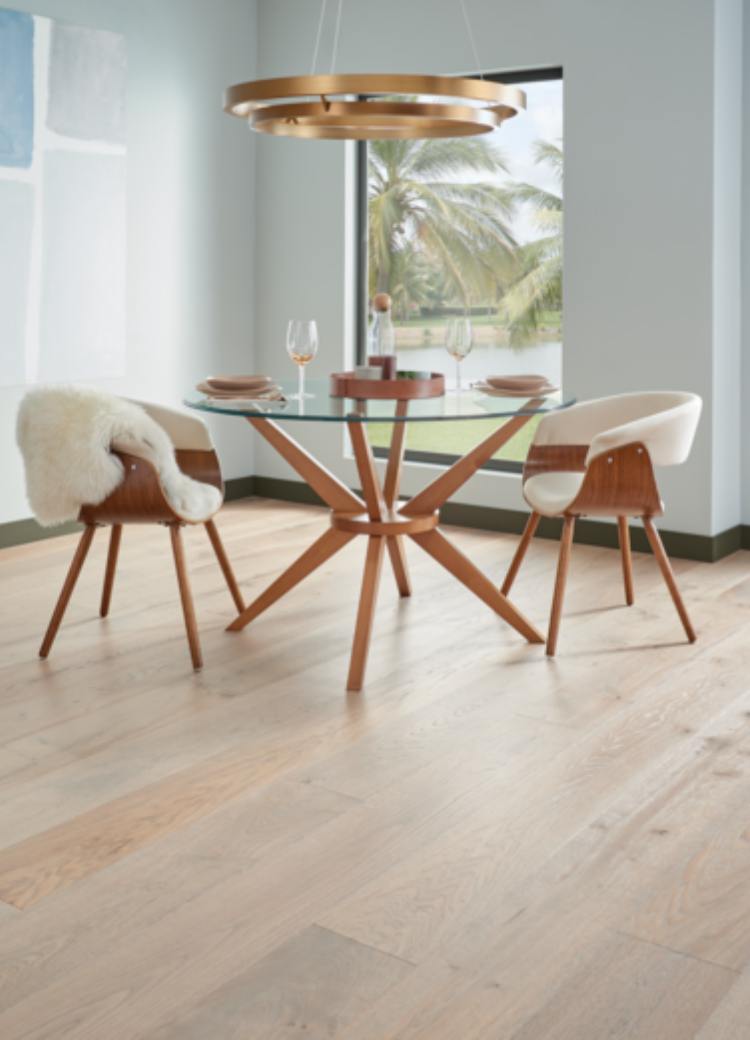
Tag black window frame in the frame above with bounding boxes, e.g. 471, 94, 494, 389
356, 65, 563, 473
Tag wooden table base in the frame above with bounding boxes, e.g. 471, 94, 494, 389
229, 401, 546, 690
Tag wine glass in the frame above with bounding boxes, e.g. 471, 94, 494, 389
286, 319, 318, 399
445, 318, 473, 393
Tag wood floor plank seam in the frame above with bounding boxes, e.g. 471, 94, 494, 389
612, 928, 742, 976
313, 922, 420, 968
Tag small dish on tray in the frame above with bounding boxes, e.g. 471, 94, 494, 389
472, 379, 559, 398
484, 374, 550, 392
203, 375, 273, 392
195, 378, 286, 404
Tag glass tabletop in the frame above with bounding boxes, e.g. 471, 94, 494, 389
185, 378, 575, 423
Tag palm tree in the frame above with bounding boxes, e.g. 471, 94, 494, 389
502, 140, 562, 344
368, 137, 518, 311
386, 242, 432, 320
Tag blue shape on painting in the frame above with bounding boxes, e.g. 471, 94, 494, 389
0, 9, 34, 168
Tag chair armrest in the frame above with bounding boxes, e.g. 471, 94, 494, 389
79, 448, 224, 525
523, 443, 588, 484
566, 441, 663, 518
79, 451, 179, 524
175, 449, 223, 495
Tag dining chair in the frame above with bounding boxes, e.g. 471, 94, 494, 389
25, 397, 244, 670
500, 391, 702, 655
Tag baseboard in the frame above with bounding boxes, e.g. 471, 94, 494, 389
249, 477, 744, 564
0, 475, 258, 550
223, 475, 257, 502
250, 475, 325, 507
438, 502, 741, 563
1, 473, 746, 563
0, 517, 83, 549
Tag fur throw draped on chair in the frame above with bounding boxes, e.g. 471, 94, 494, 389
16, 386, 222, 526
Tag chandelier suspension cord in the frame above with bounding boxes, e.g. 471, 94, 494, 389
329, 0, 344, 74
458, 0, 484, 79
310, 0, 328, 75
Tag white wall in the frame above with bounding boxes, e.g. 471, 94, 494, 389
1, 0, 257, 525
254, 0, 740, 538
712, 0, 743, 532
743, 0, 750, 523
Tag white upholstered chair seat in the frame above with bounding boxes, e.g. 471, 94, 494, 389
522, 472, 585, 517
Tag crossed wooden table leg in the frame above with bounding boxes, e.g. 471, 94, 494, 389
228, 399, 545, 691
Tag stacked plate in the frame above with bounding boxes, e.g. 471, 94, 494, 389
472, 374, 558, 397
196, 375, 285, 403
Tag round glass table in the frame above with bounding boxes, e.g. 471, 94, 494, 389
186, 379, 575, 691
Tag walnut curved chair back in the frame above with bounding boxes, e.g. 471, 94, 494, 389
40, 400, 244, 670
501, 392, 702, 656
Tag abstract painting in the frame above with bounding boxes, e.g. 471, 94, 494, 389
0, 8, 126, 386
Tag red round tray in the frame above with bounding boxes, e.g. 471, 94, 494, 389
329, 371, 445, 400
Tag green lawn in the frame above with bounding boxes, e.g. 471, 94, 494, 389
368, 413, 541, 463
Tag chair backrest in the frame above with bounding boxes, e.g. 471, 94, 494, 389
17, 386, 221, 527
585, 392, 702, 466
534, 392, 702, 467
127, 399, 215, 452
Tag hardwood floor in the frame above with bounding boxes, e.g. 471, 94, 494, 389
1, 498, 749, 1038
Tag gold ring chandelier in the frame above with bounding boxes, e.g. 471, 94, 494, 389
224, 1, 526, 141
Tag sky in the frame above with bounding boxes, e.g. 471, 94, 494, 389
490, 77, 563, 243
413, 77, 563, 245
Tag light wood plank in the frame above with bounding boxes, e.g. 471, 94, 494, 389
0, 501, 748, 1039
151, 924, 411, 1039
0, 742, 332, 908
696, 967, 750, 1039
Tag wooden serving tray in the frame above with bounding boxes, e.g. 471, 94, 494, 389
329, 371, 445, 400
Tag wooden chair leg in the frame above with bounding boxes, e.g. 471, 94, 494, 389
617, 516, 634, 606
39, 524, 97, 658
100, 524, 122, 618
642, 516, 696, 642
501, 511, 540, 596
547, 515, 575, 657
204, 518, 245, 614
168, 523, 203, 670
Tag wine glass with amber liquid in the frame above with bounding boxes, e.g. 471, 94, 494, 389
286, 319, 318, 399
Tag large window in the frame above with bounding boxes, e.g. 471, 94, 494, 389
358, 69, 563, 470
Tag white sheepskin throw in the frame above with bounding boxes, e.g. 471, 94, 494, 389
16, 386, 222, 526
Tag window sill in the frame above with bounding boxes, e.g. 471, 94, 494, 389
372, 446, 522, 475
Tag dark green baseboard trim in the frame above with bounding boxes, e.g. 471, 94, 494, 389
0, 516, 82, 549
438, 502, 742, 563
1, 473, 747, 564
246, 477, 744, 564
0, 474, 258, 550
223, 475, 257, 503
250, 475, 326, 507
